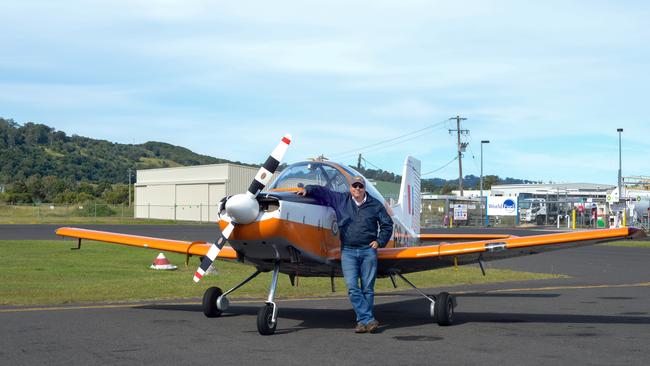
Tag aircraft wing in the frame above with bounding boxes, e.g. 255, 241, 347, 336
378, 227, 644, 275
418, 233, 513, 242
55, 227, 238, 260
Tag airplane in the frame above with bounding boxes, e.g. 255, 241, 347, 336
56, 134, 645, 335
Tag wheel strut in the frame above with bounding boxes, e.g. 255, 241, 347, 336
392, 272, 456, 326
258, 261, 281, 335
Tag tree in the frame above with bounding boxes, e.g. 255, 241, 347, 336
24, 175, 44, 202
482, 175, 500, 190
440, 184, 455, 195
21, 122, 51, 145
41, 175, 65, 202
102, 184, 129, 204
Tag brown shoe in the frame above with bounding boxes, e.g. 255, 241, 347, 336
366, 320, 379, 333
354, 322, 367, 333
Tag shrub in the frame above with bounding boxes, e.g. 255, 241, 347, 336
77, 202, 116, 217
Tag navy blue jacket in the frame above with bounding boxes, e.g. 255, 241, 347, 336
305, 185, 393, 248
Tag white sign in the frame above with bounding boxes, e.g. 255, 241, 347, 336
453, 204, 468, 220
487, 196, 518, 216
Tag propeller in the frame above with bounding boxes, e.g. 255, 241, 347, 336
193, 134, 292, 283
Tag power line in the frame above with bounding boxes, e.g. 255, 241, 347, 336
329, 119, 448, 159
361, 157, 382, 170
338, 128, 445, 160
421, 156, 458, 176
466, 139, 480, 173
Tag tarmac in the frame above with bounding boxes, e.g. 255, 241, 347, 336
1, 225, 649, 365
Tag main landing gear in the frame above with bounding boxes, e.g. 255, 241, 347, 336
201, 262, 281, 335
391, 273, 456, 326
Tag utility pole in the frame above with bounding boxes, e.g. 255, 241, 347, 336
449, 115, 469, 196
357, 153, 362, 170
128, 168, 132, 208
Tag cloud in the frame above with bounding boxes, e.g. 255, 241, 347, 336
1, 1, 649, 184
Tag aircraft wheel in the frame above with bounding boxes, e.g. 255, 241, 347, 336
434, 292, 454, 326
257, 304, 277, 335
202, 287, 223, 318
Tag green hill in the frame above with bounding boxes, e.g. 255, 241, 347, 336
0, 118, 253, 203
0, 118, 246, 183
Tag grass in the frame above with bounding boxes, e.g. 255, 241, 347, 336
0, 240, 563, 306
602, 240, 650, 248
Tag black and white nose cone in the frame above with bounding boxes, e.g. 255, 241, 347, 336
225, 193, 260, 224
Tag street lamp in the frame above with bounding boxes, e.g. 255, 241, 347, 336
617, 128, 623, 201
480, 140, 490, 198
480, 140, 490, 226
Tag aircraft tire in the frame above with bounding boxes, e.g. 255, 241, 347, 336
202, 287, 223, 318
434, 292, 454, 326
257, 304, 277, 335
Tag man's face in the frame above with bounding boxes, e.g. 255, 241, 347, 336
350, 182, 365, 200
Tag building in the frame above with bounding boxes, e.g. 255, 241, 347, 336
451, 183, 614, 200
489, 183, 615, 200
134, 163, 258, 222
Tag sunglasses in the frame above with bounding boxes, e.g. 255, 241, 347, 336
351, 183, 365, 189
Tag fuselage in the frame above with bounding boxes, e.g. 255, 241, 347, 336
217, 160, 416, 276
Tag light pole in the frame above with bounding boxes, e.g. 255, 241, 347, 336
617, 128, 623, 201
480, 140, 490, 226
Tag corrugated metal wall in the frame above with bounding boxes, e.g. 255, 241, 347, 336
226, 164, 258, 196
134, 163, 255, 221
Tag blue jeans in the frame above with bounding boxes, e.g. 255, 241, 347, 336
341, 246, 377, 325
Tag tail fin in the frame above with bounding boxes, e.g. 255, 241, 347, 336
394, 156, 421, 237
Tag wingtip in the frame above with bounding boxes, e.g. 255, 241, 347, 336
628, 227, 647, 240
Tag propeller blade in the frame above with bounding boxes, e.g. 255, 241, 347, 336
194, 134, 291, 283
246, 134, 291, 198
193, 222, 234, 283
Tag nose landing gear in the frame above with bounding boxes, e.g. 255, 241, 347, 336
201, 262, 282, 335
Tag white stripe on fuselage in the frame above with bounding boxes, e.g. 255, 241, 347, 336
220, 199, 417, 247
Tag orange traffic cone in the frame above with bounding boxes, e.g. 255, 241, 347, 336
150, 253, 177, 270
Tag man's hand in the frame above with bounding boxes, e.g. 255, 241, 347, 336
369, 241, 379, 249
296, 188, 306, 196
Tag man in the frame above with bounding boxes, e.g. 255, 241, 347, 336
297, 176, 393, 333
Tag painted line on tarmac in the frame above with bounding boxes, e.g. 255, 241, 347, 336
474, 281, 650, 294
0, 296, 352, 314
3, 282, 649, 314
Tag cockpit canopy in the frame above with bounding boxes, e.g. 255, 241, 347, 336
268, 161, 385, 202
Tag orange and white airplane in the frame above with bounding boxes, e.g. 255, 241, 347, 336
56, 134, 644, 335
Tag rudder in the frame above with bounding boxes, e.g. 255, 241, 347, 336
395, 156, 421, 237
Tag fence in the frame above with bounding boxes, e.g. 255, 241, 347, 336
0, 203, 136, 223
4, 200, 648, 229
420, 196, 646, 230
421, 197, 517, 228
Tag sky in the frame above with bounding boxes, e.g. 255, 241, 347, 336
1, 0, 649, 185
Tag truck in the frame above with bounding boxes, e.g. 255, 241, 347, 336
519, 198, 556, 225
